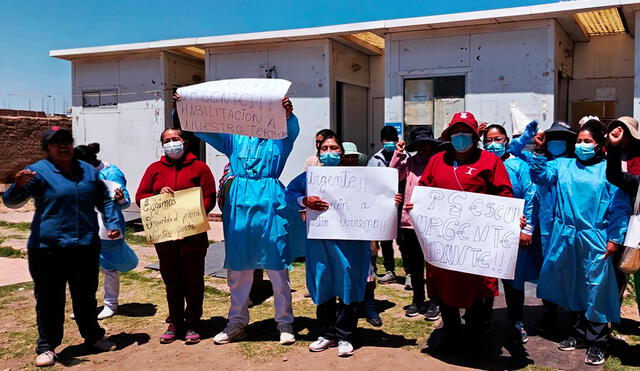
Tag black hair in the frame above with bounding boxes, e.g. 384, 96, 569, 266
316, 129, 337, 138
160, 128, 183, 142
74, 143, 101, 166
316, 134, 344, 157
380, 126, 399, 141
579, 124, 606, 146
485, 124, 508, 138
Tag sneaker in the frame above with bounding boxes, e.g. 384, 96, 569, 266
92, 338, 117, 352
405, 302, 426, 318
309, 336, 338, 352
378, 271, 397, 284
337, 340, 354, 357
424, 301, 441, 321
97, 306, 116, 320
404, 274, 412, 290
213, 323, 246, 345
366, 316, 383, 327
585, 345, 605, 365
35, 351, 56, 367
363, 298, 383, 327
185, 329, 200, 345
558, 336, 581, 351
512, 323, 528, 344
280, 329, 296, 345
160, 323, 178, 344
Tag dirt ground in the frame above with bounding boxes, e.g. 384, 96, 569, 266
0, 218, 639, 370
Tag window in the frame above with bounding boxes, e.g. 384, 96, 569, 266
82, 90, 118, 107
403, 76, 465, 138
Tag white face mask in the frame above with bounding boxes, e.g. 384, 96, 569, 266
163, 141, 184, 159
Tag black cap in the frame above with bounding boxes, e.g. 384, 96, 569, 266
41, 126, 73, 150
406, 126, 440, 151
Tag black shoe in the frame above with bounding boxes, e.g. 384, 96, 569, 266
424, 301, 441, 321
511, 323, 528, 344
585, 345, 605, 365
366, 316, 383, 327
405, 302, 426, 318
558, 336, 583, 351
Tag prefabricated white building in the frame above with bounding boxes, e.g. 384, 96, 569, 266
51, 1, 640, 208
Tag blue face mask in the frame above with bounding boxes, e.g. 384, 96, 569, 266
450, 133, 474, 153
485, 142, 506, 158
383, 142, 397, 152
547, 140, 567, 157
575, 143, 596, 161
319, 152, 341, 166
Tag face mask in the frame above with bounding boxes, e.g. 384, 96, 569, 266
450, 133, 474, 153
163, 141, 185, 159
574, 143, 596, 161
547, 140, 567, 157
383, 142, 396, 152
485, 142, 506, 158
319, 152, 341, 166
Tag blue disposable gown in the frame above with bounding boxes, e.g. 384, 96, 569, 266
195, 114, 305, 271
503, 157, 542, 290
530, 157, 630, 323
285, 172, 370, 305
97, 163, 138, 272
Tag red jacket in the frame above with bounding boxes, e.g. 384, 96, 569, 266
136, 153, 216, 213
419, 149, 513, 308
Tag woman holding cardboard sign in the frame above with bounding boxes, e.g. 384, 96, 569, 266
136, 128, 216, 345
286, 134, 402, 357
406, 112, 513, 349
174, 93, 303, 346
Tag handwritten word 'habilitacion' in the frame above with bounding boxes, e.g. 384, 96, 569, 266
140, 187, 210, 244
306, 166, 398, 241
176, 78, 292, 139
409, 186, 524, 280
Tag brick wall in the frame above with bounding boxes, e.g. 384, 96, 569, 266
0, 115, 72, 188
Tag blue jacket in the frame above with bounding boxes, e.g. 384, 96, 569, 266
3, 159, 120, 249
96, 161, 130, 234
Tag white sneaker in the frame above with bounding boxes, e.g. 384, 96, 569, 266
92, 338, 117, 352
213, 324, 246, 344
337, 341, 354, 357
98, 306, 116, 320
280, 331, 295, 345
35, 351, 56, 367
308, 336, 338, 352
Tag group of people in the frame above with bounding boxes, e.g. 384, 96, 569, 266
4, 94, 640, 367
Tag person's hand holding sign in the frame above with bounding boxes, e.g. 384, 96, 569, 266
160, 187, 174, 195
282, 96, 293, 119
303, 196, 329, 211
394, 193, 403, 206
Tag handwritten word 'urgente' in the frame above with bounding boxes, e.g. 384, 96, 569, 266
307, 170, 368, 193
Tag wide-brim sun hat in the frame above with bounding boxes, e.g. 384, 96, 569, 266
608, 116, 640, 140
342, 141, 367, 164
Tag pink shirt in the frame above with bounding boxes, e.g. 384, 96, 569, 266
389, 150, 429, 229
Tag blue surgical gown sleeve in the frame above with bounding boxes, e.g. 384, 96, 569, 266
606, 184, 631, 244
530, 155, 558, 186
95, 175, 120, 232
285, 172, 307, 211
281, 114, 300, 153
196, 132, 233, 156
521, 165, 536, 228
103, 166, 131, 209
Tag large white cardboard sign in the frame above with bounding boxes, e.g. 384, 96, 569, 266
306, 167, 398, 241
409, 186, 524, 279
177, 78, 292, 139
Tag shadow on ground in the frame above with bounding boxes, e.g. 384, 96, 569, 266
56, 332, 150, 366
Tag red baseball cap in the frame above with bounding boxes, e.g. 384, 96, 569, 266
441, 112, 479, 140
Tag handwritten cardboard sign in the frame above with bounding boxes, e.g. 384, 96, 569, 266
409, 186, 524, 280
306, 167, 398, 241
176, 78, 292, 139
140, 187, 210, 244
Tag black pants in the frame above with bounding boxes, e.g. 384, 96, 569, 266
28, 246, 105, 354
155, 233, 208, 330
502, 282, 525, 324
400, 229, 426, 303
570, 312, 609, 346
379, 240, 396, 272
317, 298, 359, 342
440, 297, 494, 333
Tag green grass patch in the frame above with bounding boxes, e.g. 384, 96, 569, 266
125, 224, 151, 246
0, 245, 25, 258
0, 220, 31, 232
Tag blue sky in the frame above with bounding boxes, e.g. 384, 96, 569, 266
1, 0, 556, 113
